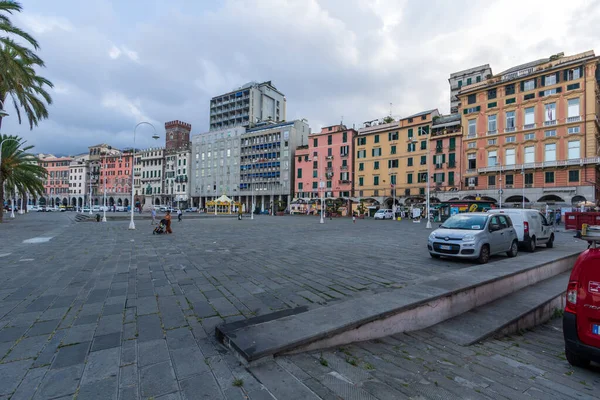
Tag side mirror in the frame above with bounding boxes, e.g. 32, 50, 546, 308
489, 224, 500, 232
439, 224, 442, 228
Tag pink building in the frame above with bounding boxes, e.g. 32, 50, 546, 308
294, 124, 357, 200
39, 154, 73, 207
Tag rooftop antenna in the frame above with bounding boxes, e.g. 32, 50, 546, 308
341, 115, 343, 125
390, 103, 392, 117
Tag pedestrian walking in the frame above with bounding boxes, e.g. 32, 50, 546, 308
177, 209, 182, 222
165, 210, 173, 234
353, 213, 356, 223
151, 208, 156, 225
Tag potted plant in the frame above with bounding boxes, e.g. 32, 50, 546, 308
275, 200, 286, 216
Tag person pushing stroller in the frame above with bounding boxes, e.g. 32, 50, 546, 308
153, 218, 168, 234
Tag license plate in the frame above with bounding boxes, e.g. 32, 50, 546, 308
440, 245, 452, 250
593, 325, 600, 335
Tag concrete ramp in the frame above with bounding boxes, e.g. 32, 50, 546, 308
217, 248, 580, 363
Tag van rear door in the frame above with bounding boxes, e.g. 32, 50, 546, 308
576, 250, 600, 348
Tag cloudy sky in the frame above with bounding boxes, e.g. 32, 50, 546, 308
3, 0, 599, 155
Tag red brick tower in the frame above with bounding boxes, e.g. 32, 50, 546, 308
164, 120, 192, 154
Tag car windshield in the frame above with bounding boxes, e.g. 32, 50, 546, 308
440, 215, 488, 230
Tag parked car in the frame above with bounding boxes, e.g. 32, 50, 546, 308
428, 212, 519, 264
374, 209, 394, 220
487, 209, 555, 252
116, 205, 125, 212
29, 205, 40, 212
563, 225, 600, 368
46, 206, 59, 212
91, 206, 101, 212
185, 207, 198, 213
82, 207, 91, 213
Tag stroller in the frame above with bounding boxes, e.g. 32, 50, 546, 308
153, 219, 167, 235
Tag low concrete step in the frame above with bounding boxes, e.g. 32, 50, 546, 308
217, 248, 581, 363
426, 272, 569, 346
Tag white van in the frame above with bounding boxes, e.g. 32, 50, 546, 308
487, 209, 555, 252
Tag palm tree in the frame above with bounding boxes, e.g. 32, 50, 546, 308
0, 134, 46, 222
0, 1, 52, 130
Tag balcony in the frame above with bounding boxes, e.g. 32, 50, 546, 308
523, 123, 536, 130
466, 169, 477, 175
486, 130, 498, 136
476, 156, 600, 173
467, 133, 477, 139
544, 120, 557, 127
326, 167, 333, 173
340, 165, 349, 171
448, 161, 456, 168
567, 116, 581, 123
435, 163, 444, 169
326, 155, 334, 160
340, 153, 349, 158
435, 146, 443, 153
504, 127, 516, 133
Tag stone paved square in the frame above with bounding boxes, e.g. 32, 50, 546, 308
0, 212, 594, 399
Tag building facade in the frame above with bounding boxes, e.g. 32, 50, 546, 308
355, 110, 439, 208
294, 124, 356, 199
429, 114, 463, 196
239, 120, 309, 212
68, 154, 89, 209
458, 50, 600, 206
39, 154, 73, 207
209, 81, 286, 131
134, 147, 164, 208
164, 120, 192, 209
88, 144, 121, 206
98, 151, 133, 208
449, 65, 493, 114
191, 126, 245, 209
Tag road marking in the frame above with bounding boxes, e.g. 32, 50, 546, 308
19, 258, 34, 262
23, 237, 54, 244
0, 253, 11, 257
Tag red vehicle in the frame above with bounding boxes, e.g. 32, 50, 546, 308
563, 225, 600, 367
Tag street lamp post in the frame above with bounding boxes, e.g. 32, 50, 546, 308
215, 167, 218, 216
498, 165, 503, 209
88, 175, 93, 214
10, 184, 16, 218
129, 122, 159, 230
251, 161, 255, 220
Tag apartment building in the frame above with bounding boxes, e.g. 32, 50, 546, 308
39, 154, 73, 207
209, 81, 286, 131
68, 154, 89, 209
458, 50, 600, 206
239, 120, 309, 212
355, 110, 439, 208
191, 126, 245, 209
134, 147, 164, 209
164, 120, 192, 209
429, 114, 463, 195
449, 65, 493, 114
98, 151, 133, 208
88, 144, 121, 205
294, 124, 357, 199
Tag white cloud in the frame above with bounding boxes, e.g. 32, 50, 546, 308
17, 14, 73, 34
108, 45, 139, 62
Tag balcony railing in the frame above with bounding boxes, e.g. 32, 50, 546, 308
477, 156, 600, 173
467, 133, 476, 139
466, 169, 477, 175
504, 127, 516, 133
448, 162, 456, 168
487, 129, 498, 135
544, 120, 557, 126
340, 165, 349, 170
435, 147, 443, 153
523, 123, 536, 130
567, 116, 581, 123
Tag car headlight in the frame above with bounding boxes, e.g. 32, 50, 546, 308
428, 233, 436, 240
462, 234, 475, 242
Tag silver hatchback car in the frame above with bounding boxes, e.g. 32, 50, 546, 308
427, 212, 519, 264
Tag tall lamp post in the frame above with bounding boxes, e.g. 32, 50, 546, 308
129, 122, 159, 230
320, 154, 325, 224
88, 174, 93, 214
102, 152, 107, 222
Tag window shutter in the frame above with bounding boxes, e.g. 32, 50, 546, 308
432, 155, 436, 164
442, 173, 445, 182
465, 178, 469, 187
474, 177, 478, 186
540, 76, 545, 86
371, 149, 375, 157
579, 66, 584, 78
463, 109, 468, 115
442, 154, 446, 163
538, 91, 544, 97
556, 87, 562, 93
476, 106, 481, 112
555, 72, 560, 83
564, 70, 568, 81
520, 81, 525, 92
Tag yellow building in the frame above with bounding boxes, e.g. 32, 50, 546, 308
354, 109, 440, 208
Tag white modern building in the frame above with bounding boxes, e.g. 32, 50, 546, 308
209, 81, 286, 131
191, 126, 245, 209
238, 120, 310, 213
448, 64, 493, 114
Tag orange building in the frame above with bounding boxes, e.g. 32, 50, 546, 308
99, 151, 133, 207
429, 114, 462, 196
458, 51, 600, 206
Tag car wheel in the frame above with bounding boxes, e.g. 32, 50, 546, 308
546, 234, 554, 248
430, 253, 440, 259
477, 245, 490, 264
507, 240, 518, 257
527, 236, 536, 252
565, 347, 590, 368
